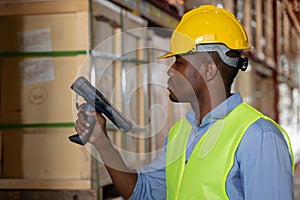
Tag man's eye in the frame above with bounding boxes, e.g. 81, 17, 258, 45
175, 61, 183, 66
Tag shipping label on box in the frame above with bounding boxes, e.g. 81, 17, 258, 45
18, 28, 52, 52
19, 57, 55, 85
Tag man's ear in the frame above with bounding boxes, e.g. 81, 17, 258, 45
204, 62, 218, 81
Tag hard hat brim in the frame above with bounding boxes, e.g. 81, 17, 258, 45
158, 52, 176, 59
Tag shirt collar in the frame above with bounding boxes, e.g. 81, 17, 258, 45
185, 93, 243, 127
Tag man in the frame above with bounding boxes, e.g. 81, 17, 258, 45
75, 5, 294, 200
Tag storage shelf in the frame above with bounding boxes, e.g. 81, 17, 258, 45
0, 179, 91, 190
0, 122, 75, 130
0, 122, 146, 132
0, 51, 88, 57
0, 50, 148, 64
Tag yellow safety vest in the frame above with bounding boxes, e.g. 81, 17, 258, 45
166, 103, 294, 200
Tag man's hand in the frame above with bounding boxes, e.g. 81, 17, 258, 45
75, 103, 107, 144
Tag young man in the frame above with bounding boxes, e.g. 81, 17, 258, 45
75, 5, 294, 200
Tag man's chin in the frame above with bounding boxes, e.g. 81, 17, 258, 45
169, 93, 179, 103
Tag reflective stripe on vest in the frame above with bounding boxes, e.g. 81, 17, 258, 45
166, 103, 294, 200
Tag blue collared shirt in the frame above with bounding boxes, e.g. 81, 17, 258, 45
130, 93, 293, 200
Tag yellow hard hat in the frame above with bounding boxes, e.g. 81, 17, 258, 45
159, 5, 252, 58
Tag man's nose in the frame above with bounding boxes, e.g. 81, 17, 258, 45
167, 67, 175, 76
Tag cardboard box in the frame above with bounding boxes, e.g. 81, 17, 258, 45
0, 55, 88, 124
0, 0, 89, 16
1, 128, 90, 179
0, 12, 89, 52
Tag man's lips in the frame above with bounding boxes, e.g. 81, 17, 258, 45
167, 79, 173, 90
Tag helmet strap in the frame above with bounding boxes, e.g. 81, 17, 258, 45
194, 44, 248, 71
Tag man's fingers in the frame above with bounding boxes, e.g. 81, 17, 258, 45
77, 103, 87, 111
75, 119, 89, 134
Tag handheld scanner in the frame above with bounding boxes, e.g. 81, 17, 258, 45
69, 76, 133, 145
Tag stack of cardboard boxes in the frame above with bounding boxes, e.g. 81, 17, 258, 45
0, 0, 93, 192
